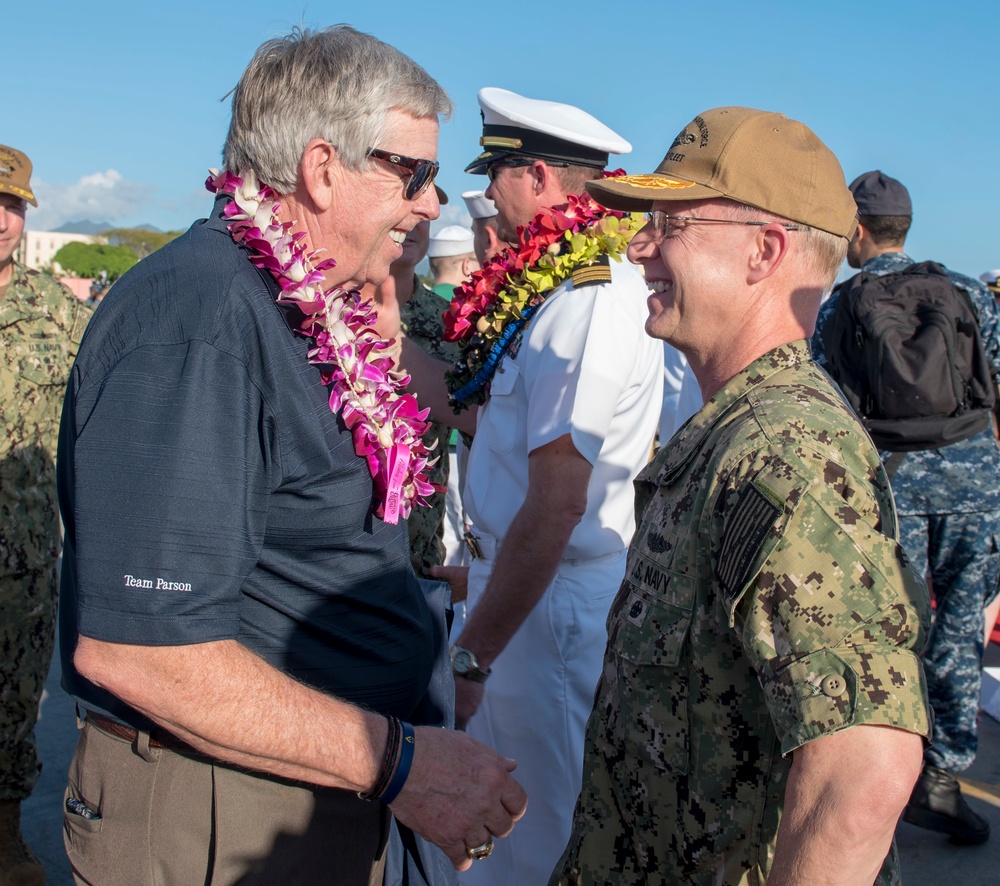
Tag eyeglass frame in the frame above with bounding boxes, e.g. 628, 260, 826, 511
485, 155, 568, 182
366, 146, 439, 200
645, 209, 803, 238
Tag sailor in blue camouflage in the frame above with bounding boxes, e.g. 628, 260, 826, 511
1, 259, 90, 800
552, 341, 931, 885
400, 278, 460, 576
813, 251, 1000, 775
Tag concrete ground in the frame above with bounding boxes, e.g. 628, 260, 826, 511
21, 645, 1000, 885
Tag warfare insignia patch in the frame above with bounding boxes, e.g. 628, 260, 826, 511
717, 482, 782, 596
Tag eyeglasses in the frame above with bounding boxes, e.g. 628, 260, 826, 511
485, 156, 570, 182
367, 146, 439, 200
485, 157, 535, 183
646, 209, 802, 238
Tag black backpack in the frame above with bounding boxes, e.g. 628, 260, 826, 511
821, 260, 996, 452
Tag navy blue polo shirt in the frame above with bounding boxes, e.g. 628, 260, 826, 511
58, 199, 435, 726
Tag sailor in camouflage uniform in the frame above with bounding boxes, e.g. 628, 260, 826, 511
553, 109, 932, 886
0, 144, 90, 885
812, 171, 1000, 845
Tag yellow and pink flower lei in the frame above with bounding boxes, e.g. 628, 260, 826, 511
206, 169, 434, 524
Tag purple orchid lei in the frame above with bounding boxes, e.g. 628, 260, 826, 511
206, 169, 435, 524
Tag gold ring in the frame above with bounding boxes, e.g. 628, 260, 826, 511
466, 836, 494, 860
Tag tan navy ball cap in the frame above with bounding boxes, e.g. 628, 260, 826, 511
0, 144, 38, 207
586, 106, 858, 240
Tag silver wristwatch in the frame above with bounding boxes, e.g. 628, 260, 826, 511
450, 645, 491, 683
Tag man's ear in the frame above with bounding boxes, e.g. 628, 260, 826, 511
529, 159, 550, 195
746, 224, 792, 284
461, 256, 480, 278
299, 138, 337, 211
853, 222, 869, 250
484, 225, 501, 257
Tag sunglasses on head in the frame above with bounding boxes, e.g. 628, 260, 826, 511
367, 147, 439, 200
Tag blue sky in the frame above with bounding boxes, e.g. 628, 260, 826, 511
11, 1, 999, 278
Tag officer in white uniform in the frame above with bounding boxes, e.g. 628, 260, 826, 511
449, 88, 663, 886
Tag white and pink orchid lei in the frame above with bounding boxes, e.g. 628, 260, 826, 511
206, 168, 435, 524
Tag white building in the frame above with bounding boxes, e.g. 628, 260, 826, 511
18, 230, 100, 271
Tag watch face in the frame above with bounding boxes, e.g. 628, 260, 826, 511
453, 650, 473, 673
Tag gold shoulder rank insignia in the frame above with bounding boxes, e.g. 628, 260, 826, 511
571, 254, 612, 288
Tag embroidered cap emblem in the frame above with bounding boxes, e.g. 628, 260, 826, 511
616, 174, 696, 190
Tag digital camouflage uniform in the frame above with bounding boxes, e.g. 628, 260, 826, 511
814, 252, 1000, 773
400, 279, 460, 577
553, 341, 931, 886
0, 260, 89, 800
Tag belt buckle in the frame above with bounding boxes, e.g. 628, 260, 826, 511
464, 530, 484, 560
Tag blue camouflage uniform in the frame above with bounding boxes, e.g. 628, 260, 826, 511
813, 251, 1000, 773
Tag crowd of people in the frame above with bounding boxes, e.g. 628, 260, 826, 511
2, 23, 998, 886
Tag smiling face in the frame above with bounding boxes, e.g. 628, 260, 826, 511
0, 192, 26, 277
320, 109, 440, 290
627, 198, 755, 354
396, 219, 430, 271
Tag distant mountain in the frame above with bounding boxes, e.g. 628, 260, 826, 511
54, 220, 111, 235
53, 221, 164, 235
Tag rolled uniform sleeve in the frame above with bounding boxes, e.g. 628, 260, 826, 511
715, 452, 933, 755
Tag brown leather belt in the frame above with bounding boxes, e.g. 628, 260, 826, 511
85, 711, 200, 755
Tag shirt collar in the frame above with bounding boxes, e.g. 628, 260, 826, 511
861, 252, 914, 274
646, 340, 812, 486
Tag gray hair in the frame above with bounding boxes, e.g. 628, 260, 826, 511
725, 202, 847, 290
223, 25, 452, 193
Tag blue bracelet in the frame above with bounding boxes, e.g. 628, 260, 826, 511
379, 721, 415, 805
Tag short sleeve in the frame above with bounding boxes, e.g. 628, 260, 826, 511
70, 340, 272, 645
714, 453, 932, 755
522, 277, 650, 463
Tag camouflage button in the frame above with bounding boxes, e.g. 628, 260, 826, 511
821, 674, 846, 697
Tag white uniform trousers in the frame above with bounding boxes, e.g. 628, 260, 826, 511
460, 548, 626, 886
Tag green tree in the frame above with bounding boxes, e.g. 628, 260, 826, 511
102, 227, 183, 259
53, 242, 138, 281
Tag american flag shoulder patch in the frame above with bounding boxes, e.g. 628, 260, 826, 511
717, 482, 782, 596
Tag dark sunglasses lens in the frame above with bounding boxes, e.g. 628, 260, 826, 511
405, 161, 437, 200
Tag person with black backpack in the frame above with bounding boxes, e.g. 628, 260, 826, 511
813, 170, 1000, 846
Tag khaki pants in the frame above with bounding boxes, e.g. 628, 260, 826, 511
64, 719, 389, 886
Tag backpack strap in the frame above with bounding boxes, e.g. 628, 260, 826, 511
883, 451, 907, 480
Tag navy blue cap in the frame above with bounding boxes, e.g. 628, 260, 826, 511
849, 170, 912, 217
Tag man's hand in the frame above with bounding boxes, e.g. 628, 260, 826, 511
453, 676, 485, 730
389, 727, 527, 870
429, 564, 469, 603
